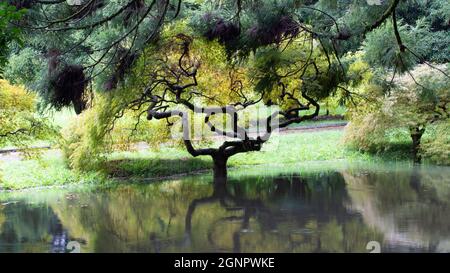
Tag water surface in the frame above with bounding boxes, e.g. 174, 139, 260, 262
0, 162, 449, 253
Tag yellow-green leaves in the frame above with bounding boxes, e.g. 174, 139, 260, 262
0, 80, 56, 149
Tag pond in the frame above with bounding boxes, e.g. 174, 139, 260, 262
0, 161, 449, 253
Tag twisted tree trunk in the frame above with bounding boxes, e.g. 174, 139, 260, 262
212, 154, 228, 184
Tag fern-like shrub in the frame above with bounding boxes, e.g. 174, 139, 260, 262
420, 121, 450, 165
344, 64, 449, 164
60, 88, 173, 171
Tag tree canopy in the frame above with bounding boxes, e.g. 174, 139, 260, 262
5, 0, 447, 110
1, 0, 449, 173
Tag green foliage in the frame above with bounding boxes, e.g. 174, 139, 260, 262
0, 80, 57, 149
397, 0, 450, 31
59, 23, 239, 171
3, 47, 44, 86
0, 152, 102, 190
189, 0, 302, 57
2, 0, 449, 178
249, 37, 347, 110
388, 64, 449, 130
344, 111, 394, 153
421, 121, 450, 165
0, 2, 25, 74
344, 63, 450, 164
5, 0, 449, 114
0, 80, 58, 185
362, 0, 450, 68
363, 21, 416, 72
408, 18, 450, 63
60, 87, 173, 171
1, 0, 183, 111
60, 108, 106, 171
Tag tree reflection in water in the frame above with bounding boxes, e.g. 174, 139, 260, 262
184, 180, 266, 253
183, 173, 382, 253
0, 164, 449, 252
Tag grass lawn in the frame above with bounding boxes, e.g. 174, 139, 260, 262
104, 129, 358, 178
0, 129, 412, 190
0, 151, 102, 190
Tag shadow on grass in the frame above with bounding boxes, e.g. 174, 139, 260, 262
104, 157, 213, 178
103, 142, 416, 179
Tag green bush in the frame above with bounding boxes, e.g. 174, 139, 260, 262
60, 88, 173, 171
421, 122, 450, 165
0, 80, 57, 148
344, 64, 449, 164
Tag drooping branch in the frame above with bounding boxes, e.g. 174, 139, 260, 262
392, 9, 406, 52
364, 0, 401, 35
0, 128, 28, 138
278, 91, 320, 128
13, 0, 173, 103
28, 0, 142, 31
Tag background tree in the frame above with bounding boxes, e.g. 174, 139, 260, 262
0, 80, 56, 149
3, 0, 181, 113
344, 64, 449, 164
0, 2, 25, 75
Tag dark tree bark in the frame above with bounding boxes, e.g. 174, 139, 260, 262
410, 127, 425, 164
212, 154, 228, 183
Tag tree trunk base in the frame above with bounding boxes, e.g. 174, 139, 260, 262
213, 156, 228, 185
411, 128, 424, 164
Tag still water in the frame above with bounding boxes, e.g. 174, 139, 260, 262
0, 162, 449, 253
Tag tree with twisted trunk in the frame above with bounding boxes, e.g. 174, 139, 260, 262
130, 31, 343, 181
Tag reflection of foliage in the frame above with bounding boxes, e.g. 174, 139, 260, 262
0, 206, 5, 233
2, 162, 449, 252
342, 165, 450, 246
5, 163, 450, 252
0, 203, 57, 252
39, 172, 382, 253
49, 179, 213, 252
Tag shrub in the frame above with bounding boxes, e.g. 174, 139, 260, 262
0, 80, 56, 148
0, 80, 57, 183
344, 64, 449, 164
420, 121, 450, 165
60, 89, 173, 171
